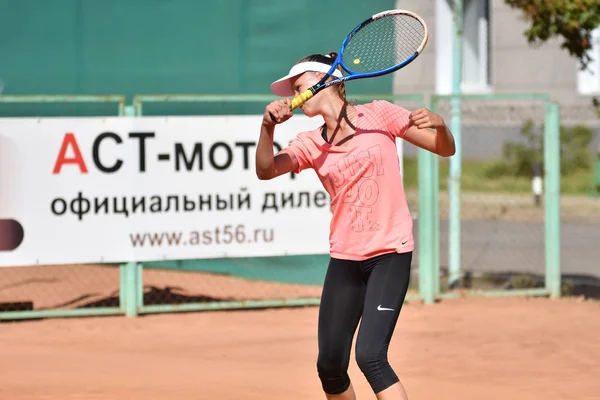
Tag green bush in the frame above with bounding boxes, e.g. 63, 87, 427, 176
485, 119, 595, 179
561, 124, 595, 174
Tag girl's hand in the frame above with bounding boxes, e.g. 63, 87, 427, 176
263, 99, 293, 127
409, 108, 445, 130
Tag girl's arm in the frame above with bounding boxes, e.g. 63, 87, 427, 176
255, 99, 299, 180
402, 108, 456, 157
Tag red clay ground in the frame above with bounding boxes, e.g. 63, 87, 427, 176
1, 296, 599, 400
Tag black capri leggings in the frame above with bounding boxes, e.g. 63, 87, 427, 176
316, 251, 412, 395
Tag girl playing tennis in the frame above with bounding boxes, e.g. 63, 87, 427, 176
255, 52, 455, 400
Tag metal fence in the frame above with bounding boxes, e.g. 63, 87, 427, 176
0, 93, 563, 321
423, 94, 561, 300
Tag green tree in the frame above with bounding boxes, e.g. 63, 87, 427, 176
504, 0, 600, 70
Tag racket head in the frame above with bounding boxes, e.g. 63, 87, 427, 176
338, 9, 429, 78
289, 9, 428, 110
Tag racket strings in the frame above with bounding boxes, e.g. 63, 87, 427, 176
342, 14, 426, 74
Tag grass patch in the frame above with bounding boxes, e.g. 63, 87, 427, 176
402, 157, 595, 195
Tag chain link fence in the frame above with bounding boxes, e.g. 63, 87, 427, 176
430, 95, 567, 296
0, 264, 122, 318
1, 93, 583, 320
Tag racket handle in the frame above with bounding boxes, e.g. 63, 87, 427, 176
291, 90, 314, 110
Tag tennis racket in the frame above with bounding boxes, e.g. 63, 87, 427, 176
290, 9, 429, 110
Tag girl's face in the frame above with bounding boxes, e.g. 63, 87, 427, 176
290, 72, 334, 117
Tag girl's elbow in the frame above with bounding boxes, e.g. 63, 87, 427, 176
437, 146, 456, 157
256, 165, 277, 180
256, 170, 273, 180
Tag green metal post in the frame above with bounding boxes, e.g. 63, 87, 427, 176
593, 155, 600, 196
449, 0, 464, 288
544, 102, 561, 298
430, 98, 441, 295
433, 158, 440, 295
124, 105, 135, 117
418, 148, 435, 304
137, 263, 144, 308
119, 263, 126, 310
135, 99, 143, 116
121, 262, 140, 317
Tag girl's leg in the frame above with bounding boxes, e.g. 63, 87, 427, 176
354, 251, 412, 400
317, 257, 366, 399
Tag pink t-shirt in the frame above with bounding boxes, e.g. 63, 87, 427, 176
286, 100, 414, 261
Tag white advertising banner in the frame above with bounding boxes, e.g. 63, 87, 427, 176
0, 115, 341, 267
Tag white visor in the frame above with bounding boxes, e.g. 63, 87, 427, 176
270, 61, 343, 97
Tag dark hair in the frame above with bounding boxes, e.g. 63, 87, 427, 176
296, 52, 347, 101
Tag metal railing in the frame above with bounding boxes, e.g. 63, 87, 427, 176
0, 94, 127, 116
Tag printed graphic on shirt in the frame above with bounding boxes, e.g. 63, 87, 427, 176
327, 144, 385, 233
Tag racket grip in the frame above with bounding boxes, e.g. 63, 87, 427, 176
291, 90, 314, 110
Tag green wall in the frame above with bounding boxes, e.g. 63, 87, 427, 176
0, 0, 395, 115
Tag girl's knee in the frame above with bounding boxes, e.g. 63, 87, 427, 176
316, 354, 351, 395
355, 346, 399, 393
355, 347, 381, 374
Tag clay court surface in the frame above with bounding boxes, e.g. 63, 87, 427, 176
1, 296, 599, 400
